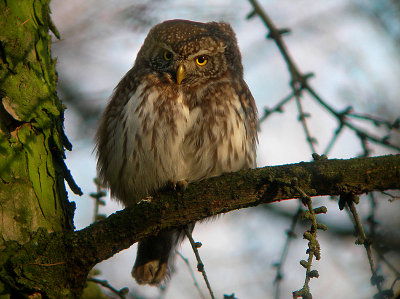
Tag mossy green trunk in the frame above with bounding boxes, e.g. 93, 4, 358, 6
0, 0, 75, 296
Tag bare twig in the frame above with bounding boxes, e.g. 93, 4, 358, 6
341, 195, 384, 295
367, 193, 378, 248
258, 92, 295, 125
184, 226, 215, 299
247, 0, 305, 86
381, 191, 400, 201
247, 0, 400, 154
295, 96, 317, 154
347, 111, 400, 130
307, 86, 400, 153
273, 201, 302, 299
323, 122, 344, 155
87, 277, 129, 299
380, 254, 400, 295
363, 194, 399, 296
176, 250, 206, 299
90, 178, 107, 222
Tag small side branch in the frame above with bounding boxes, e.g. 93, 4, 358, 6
176, 250, 206, 299
273, 201, 302, 299
87, 278, 129, 299
258, 92, 295, 125
292, 187, 327, 299
184, 227, 215, 299
90, 178, 107, 222
295, 96, 317, 154
341, 194, 384, 295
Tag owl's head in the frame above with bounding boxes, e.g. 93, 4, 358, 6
134, 19, 243, 86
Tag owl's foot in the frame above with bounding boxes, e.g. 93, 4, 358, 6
167, 179, 188, 193
132, 260, 167, 285
137, 195, 153, 204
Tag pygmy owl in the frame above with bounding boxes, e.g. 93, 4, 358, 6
95, 19, 258, 285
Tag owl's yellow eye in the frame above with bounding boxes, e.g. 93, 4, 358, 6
163, 51, 173, 61
195, 56, 208, 66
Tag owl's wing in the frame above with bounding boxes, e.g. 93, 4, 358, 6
183, 79, 257, 182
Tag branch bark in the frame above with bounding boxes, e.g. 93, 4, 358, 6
3, 154, 399, 297
71, 154, 400, 269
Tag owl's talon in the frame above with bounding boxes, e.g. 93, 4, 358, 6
138, 196, 153, 204
167, 179, 188, 193
166, 179, 176, 190
175, 179, 188, 193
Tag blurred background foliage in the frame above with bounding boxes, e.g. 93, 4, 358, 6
50, 0, 400, 298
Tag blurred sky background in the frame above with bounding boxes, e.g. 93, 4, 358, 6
49, 1, 400, 298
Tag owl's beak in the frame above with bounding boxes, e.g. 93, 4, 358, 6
176, 65, 185, 85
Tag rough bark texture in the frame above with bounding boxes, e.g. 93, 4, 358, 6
0, 0, 75, 297
0, 1, 400, 298
69, 154, 400, 269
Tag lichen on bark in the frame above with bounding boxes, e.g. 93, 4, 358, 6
0, 0, 74, 296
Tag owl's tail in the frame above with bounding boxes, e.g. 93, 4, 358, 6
132, 224, 195, 285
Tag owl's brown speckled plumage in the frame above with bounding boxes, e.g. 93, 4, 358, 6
95, 19, 257, 285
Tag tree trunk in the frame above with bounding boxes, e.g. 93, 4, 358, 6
0, 0, 77, 297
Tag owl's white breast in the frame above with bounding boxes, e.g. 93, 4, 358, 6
103, 80, 256, 205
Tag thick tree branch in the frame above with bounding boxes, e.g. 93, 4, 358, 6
70, 154, 400, 269
5, 155, 399, 296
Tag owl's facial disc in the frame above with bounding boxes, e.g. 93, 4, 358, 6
146, 36, 228, 86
